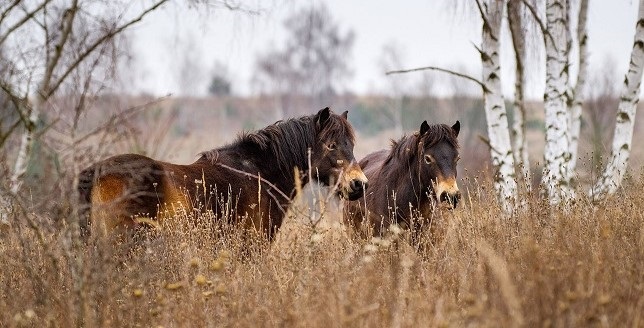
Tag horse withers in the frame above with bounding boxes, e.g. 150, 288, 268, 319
78, 107, 368, 241
344, 120, 460, 240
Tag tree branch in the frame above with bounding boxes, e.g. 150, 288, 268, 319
39, 0, 79, 98
0, 0, 53, 46
66, 94, 172, 150
477, 134, 504, 156
46, 0, 169, 99
386, 66, 488, 93
0, 0, 22, 27
0, 80, 29, 126
474, 0, 493, 38
0, 119, 21, 148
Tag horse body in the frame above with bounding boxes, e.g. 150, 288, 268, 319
344, 121, 460, 237
79, 107, 367, 240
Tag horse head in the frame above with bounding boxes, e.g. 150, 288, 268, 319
416, 120, 461, 208
310, 107, 368, 201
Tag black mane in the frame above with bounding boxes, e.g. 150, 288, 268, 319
199, 112, 354, 173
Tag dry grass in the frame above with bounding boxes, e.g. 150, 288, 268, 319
1, 174, 643, 328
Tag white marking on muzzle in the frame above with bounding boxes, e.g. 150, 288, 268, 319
433, 177, 459, 202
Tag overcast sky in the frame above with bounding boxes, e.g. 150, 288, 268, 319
126, 0, 640, 99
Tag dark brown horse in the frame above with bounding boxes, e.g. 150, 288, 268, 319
344, 120, 460, 237
79, 107, 368, 240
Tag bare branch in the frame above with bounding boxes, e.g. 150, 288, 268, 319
72, 40, 110, 132
46, 0, 169, 99
0, 80, 29, 126
40, 0, 79, 97
474, 0, 493, 38
215, 163, 291, 202
477, 134, 504, 156
0, 0, 53, 46
215, 163, 289, 216
0, 0, 21, 27
65, 94, 171, 152
0, 119, 21, 148
386, 66, 488, 93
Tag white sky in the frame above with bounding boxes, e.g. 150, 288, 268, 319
126, 0, 640, 99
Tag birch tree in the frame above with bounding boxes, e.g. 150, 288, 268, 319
541, 0, 574, 204
567, 0, 590, 174
590, 0, 644, 199
477, 0, 518, 210
507, 0, 531, 190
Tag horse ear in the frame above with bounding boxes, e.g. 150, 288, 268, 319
317, 107, 331, 127
341, 110, 348, 119
452, 120, 460, 137
419, 120, 430, 135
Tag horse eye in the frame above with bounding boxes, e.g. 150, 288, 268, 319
327, 142, 337, 151
424, 154, 435, 164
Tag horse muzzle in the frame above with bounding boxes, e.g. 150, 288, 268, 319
340, 163, 368, 200
439, 190, 461, 209
345, 179, 368, 200
434, 178, 461, 209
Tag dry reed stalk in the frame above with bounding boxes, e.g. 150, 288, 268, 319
477, 239, 524, 327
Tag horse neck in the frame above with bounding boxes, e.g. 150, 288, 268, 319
251, 145, 311, 201
383, 153, 429, 208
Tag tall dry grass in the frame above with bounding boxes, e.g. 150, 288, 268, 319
1, 172, 643, 328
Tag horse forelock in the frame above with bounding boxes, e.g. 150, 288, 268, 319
318, 113, 355, 145
387, 124, 459, 163
419, 124, 459, 149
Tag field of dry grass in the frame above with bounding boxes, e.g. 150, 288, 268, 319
1, 173, 643, 327
1, 95, 643, 327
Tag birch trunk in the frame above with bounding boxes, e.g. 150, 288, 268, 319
542, 0, 574, 204
507, 0, 531, 191
590, 0, 644, 199
481, 0, 518, 211
568, 0, 590, 174
9, 99, 41, 195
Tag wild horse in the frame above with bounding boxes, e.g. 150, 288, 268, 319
79, 107, 368, 241
344, 120, 460, 238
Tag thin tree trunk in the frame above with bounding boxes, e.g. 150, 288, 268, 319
480, 0, 518, 211
590, 0, 644, 199
542, 0, 574, 204
9, 99, 41, 195
507, 0, 531, 192
568, 0, 590, 174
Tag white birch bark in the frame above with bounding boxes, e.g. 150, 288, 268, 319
568, 0, 589, 174
481, 0, 518, 211
507, 0, 531, 191
542, 0, 574, 204
590, 0, 644, 199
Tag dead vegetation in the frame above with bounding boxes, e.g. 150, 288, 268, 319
1, 173, 642, 327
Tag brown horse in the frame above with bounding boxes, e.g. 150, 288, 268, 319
344, 120, 460, 237
78, 107, 368, 240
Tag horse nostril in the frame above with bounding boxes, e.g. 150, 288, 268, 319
452, 192, 461, 207
350, 179, 365, 192
440, 191, 461, 207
